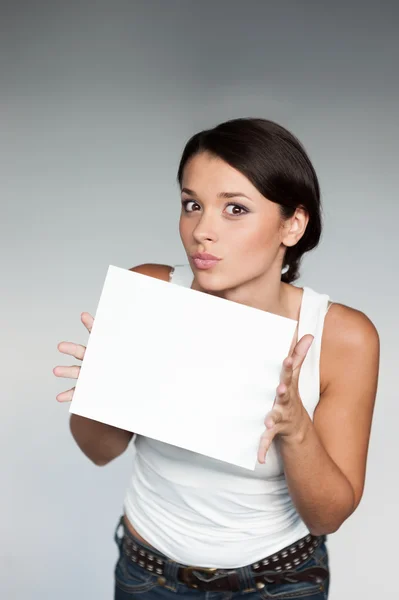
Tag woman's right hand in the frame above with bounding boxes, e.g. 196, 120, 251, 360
53, 312, 94, 403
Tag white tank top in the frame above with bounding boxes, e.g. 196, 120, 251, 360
124, 264, 331, 568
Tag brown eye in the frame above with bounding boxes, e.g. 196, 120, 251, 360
225, 204, 249, 216
182, 200, 201, 212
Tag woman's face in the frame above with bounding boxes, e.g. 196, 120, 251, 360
179, 152, 292, 293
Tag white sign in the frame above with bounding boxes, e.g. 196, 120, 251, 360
70, 266, 297, 470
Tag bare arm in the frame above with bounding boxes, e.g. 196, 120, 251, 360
278, 305, 380, 534
54, 263, 172, 466
69, 415, 134, 466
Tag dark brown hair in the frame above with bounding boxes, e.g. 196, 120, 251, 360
177, 118, 322, 283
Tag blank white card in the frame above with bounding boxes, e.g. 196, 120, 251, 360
70, 265, 298, 470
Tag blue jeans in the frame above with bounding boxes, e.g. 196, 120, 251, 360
114, 518, 330, 599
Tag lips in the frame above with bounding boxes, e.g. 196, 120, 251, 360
191, 252, 221, 270
192, 252, 220, 261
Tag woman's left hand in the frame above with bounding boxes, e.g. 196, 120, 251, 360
257, 334, 314, 464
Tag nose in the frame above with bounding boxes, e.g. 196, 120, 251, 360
192, 212, 219, 244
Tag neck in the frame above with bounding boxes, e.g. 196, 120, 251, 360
192, 268, 301, 321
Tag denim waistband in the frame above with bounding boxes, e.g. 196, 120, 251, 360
115, 515, 259, 591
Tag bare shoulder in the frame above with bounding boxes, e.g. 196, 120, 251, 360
129, 263, 173, 282
323, 302, 379, 351
320, 302, 380, 393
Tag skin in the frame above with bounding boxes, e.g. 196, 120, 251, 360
54, 264, 170, 468
54, 151, 379, 543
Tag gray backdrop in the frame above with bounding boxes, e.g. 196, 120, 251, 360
1, 1, 397, 598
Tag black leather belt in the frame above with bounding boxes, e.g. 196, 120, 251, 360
123, 532, 328, 592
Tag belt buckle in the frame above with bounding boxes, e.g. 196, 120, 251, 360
181, 566, 218, 589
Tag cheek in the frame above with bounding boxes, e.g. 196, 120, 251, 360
179, 216, 190, 243
231, 221, 279, 255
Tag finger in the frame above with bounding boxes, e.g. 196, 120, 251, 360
258, 428, 277, 463
291, 334, 314, 381
53, 365, 81, 379
264, 408, 283, 429
56, 387, 75, 403
280, 356, 294, 389
292, 334, 314, 366
57, 341, 86, 361
81, 312, 94, 334
274, 381, 290, 405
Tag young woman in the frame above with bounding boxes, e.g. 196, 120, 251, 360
54, 118, 379, 599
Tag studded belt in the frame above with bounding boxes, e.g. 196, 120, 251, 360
123, 532, 328, 593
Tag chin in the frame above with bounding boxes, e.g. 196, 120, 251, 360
192, 269, 235, 293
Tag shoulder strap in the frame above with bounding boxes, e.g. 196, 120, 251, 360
170, 264, 194, 288
325, 301, 334, 313
298, 287, 330, 339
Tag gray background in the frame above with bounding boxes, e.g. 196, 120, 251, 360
1, 1, 397, 598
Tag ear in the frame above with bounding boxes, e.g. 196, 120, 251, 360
281, 207, 309, 247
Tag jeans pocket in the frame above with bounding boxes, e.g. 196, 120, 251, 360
258, 580, 325, 599
313, 541, 329, 571
114, 518, 159, 594
115, 555, 159, 594
257, 545, 329, 600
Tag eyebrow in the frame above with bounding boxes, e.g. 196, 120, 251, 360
181, 188, 253, 201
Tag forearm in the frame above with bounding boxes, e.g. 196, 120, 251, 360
279, 410, 355, 535
70, 414, 133, 466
